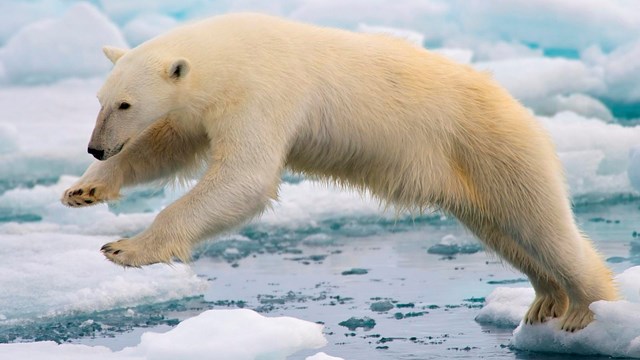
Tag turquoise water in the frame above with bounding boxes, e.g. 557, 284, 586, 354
1, 193, 636, 359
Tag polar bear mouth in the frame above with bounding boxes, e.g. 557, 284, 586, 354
103, 141, 127, 160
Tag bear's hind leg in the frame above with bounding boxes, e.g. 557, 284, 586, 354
524, 273, 568, 324
500, 220, 616, 331
458, 217, 569, 324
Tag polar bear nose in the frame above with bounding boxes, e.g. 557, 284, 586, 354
88, 147, 105, 160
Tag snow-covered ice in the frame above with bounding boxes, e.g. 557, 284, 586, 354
0, 309, 338, 360
476, 266, 640, 358
0, 3, 126, 84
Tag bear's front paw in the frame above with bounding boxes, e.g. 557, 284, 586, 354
101, 238, 164, 267
101, 236, 191, 268
61, 183, 116, 207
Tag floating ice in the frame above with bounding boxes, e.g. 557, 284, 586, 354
0, 122, 18, 154
583, 42, 640, 103
453, 0, 640, 50
0, 3, 126, 84
0, 309, 337, 360
122, 14, 178, 46
0, 231, 206, 322
357, 23, 424, 47
430, 48, 473, 64
474, 287, 534, 328
474, 57, 604, 105
98, 0, 206, 24
476, 266, 640, 358
630, 146, 640, 191
528, 94, 613, 122
427, 234, 483, 256
0, 0, 71, 45
540, 111, 640, 200
306, 353, 345, 360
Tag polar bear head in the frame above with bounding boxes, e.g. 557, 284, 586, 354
88, 46, 191, 160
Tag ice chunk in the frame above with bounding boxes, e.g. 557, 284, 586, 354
540, 111, 640, 200
123, 309, 327, 359
616, 266, 640, 302
629, 146, 640, 192
528, 94, 613, 122
512, 301, 640, 358
97, 0, 207, 24
477, 266, 640, 358
0, 309, 334, 360
0, 0, 71, 46
474, 287, 534, 327
466, 41, 543, 62
306, 353, 345, 360
259, 180, 384, 226
122, 14, 178, 46
0, 230, 206, 321
427, 234, 483, 255
0, 3, 127, 84
583, 42, 640, 103
431, 48, 473, 64
474, 57, 604, 103
0, 122, 18, 154
456, 0, 640, 50
357, 23, 424, 47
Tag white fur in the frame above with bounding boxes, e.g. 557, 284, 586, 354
62, 13, 617, 331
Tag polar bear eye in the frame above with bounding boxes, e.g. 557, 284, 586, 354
118, 102, 131, 110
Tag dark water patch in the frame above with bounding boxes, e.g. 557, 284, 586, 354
370, 301, 394, 312
255, 291, 328, 313
341, 268, 368, 276
0, 177, 60, 196
606, 256, 627, 264
464, 297, 485, 303
601, 99, 640, 120
194, 212, 453, 264
393, 311, 426, 320
573, 193, 640, 209
0, 211, 42, 223
588, 217, 621, 224
396, 303, 415, 308
339, 317, 376, 331
108, 188, 165, 214
427, 242, 483, 255
487, 278, 528, 285
0, 296, 222, 344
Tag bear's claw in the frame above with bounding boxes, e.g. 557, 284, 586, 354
524, 293, 568, 325
559, 306, 594, 332
62, 183, 112, 207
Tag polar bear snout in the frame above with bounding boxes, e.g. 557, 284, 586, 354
88, 147, 105, 160
88, 142, 125, 161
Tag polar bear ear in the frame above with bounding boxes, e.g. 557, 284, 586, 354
103, 46, 128, 64
168, 58, 190, 80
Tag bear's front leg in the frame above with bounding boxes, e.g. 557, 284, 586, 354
62, 160, 123, 207
99, 124, 286, 267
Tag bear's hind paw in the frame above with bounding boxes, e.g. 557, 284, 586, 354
524, 293, 568, 325
559, 306, 594, 332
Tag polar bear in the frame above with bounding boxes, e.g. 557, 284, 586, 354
61, 13, 616, 331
